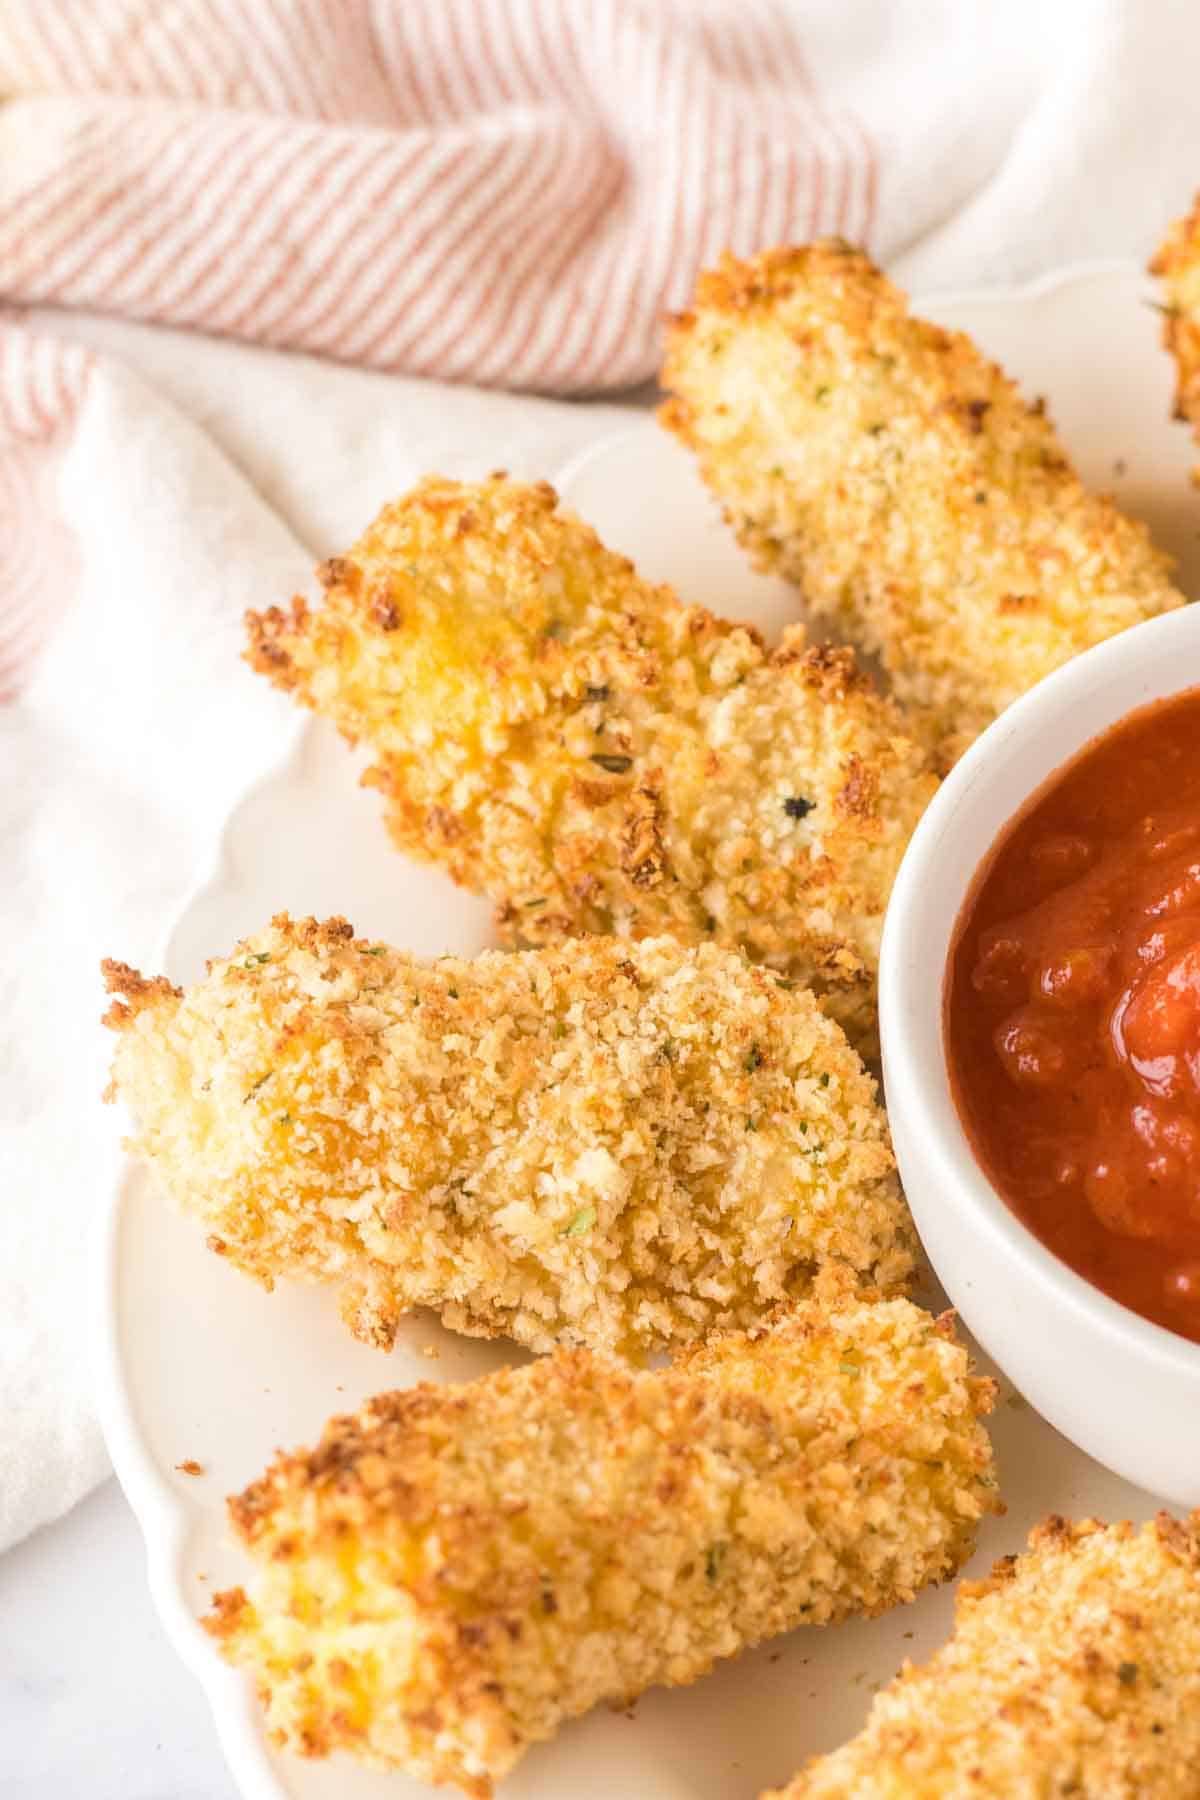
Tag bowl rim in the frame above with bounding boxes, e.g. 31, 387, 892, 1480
879, 601, 1200, 1380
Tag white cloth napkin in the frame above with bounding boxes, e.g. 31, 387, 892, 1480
5, 0, 1200, 1552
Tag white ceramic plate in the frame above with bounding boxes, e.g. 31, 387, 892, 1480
96, 263, 1198, 1800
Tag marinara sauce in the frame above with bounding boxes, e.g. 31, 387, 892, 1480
946, 686, 1200, 1343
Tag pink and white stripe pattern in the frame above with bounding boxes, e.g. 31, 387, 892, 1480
0, 0, 876, 393
0, 322, 92, 700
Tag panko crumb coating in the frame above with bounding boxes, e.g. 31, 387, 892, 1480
661, 243, 1184, 766
765, 1511, 1200, 1799
206, 1286, 998, 1796
101, 918, 913, 1356
243, 475, 936, 1052
1152, 195, 1200, 479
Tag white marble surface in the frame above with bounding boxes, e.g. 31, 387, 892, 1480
0, 1478, 234, 1800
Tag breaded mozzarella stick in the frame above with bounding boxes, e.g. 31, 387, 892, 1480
102, 918, 913, 1354
661, 243, 1183, 765
207, 1287, 998, 1796
1152, 195, 1200, 478
244, 474, 936, 1050
765, 1512, 1200, 1799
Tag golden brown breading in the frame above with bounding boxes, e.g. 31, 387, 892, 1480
661, 243, 1184, 766
102, 918, 913, 1355
244, 475, 937, 1050
206, 1285, 999, 1796
1151, 195, 1200, 478
764, 1511, 1200, 1799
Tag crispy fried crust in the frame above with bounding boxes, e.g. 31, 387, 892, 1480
1151, 194, 1200, 479
102, 917, 914, 1355
244, 475, 937, 1051
205, 1287, 998, 1795
765, 1511, 1200, 1799
99, 958, 181, 1028
661, 244, 1184, 766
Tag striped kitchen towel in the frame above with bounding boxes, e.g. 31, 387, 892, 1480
0, 0, 875, 395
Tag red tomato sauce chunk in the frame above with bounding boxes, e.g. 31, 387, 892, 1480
946, 686, 1200, 1343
